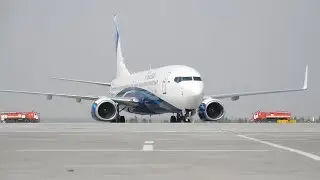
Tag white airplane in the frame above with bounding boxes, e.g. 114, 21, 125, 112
0, 14, 309, 123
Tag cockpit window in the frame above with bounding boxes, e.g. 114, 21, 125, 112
193, 77, 202, 81
174, 77, 182, 83
182, 77, 192, 81
174, 76, 202, 83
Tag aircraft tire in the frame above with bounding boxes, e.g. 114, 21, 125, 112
170, 116, 177, 123
183, 117, 191, 123
119, 116, 126, 123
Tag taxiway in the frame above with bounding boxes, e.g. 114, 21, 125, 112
0, 123, 320, 180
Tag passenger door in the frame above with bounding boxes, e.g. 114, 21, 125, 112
162, 72, 171, 94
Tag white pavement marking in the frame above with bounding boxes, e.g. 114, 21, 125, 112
237, 134, 320, 161
16, 149, 270, 152
142, 141, 154, 151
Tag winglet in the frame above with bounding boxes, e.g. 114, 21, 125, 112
303, 65, 308, 90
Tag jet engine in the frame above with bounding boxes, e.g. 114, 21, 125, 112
91, 98, 118, 121
198, 98, 225, 121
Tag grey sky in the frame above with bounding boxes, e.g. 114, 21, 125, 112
1, 0, 319, 120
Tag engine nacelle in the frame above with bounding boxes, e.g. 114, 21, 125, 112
198, 98, 225, 121
91, 98, 117, 122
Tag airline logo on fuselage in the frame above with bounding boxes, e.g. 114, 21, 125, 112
145, 72, 156, 80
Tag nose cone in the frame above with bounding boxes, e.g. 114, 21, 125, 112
190, 82, 204, 96
184, 82, 204, 109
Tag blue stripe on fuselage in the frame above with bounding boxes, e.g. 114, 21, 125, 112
115, 87, 181, 115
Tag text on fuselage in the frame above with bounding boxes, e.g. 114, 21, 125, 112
145, 72, 156, 80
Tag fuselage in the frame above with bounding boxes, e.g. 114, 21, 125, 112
109, 65, 204, 115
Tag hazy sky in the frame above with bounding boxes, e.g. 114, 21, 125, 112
1, 0, 319, 120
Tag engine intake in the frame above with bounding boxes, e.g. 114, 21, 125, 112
198, 98, 225, 121
91, 98, 117, 121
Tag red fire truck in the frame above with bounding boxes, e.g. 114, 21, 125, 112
0, 111, 40, 123
252, 111, 291, 123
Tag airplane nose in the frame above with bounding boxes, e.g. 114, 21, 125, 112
189, 81, 204, 96
191, 84, 204, 96
183, 82, 204, 109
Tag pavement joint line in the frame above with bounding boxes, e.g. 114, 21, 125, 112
0, 131, 226, 133
15, 149, 271, 152
237, 134, 320, 161
59, 133, 113, 136
132, 131, 225, 133
155, 138, 184, 141
10, 138, 57, 141
139, 149, 271, 152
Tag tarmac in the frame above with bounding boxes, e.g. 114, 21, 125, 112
0, 123, 320, 180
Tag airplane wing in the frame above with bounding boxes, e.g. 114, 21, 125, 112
0, 90, 139, 106
205, 65, 308, 101
51, 77, 111, 86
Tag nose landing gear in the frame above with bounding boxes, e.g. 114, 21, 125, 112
169, 110, 193, 123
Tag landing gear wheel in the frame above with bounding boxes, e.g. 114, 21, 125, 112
181, 109, 192, 123
183, 118, 191, 123
113, 104, 126, 123
180, 116, 187, 123
175, 113, 182, 123
119, 116, 125, 123
170, 116, 177, 123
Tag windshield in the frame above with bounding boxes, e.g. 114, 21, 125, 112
174, 76, 202, 83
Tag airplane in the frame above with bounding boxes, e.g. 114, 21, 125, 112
0, 14, 309, 123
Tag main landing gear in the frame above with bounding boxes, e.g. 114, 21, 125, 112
170, 110, 193, 123
111, 116, 126, 123
111, 104, 126, 123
